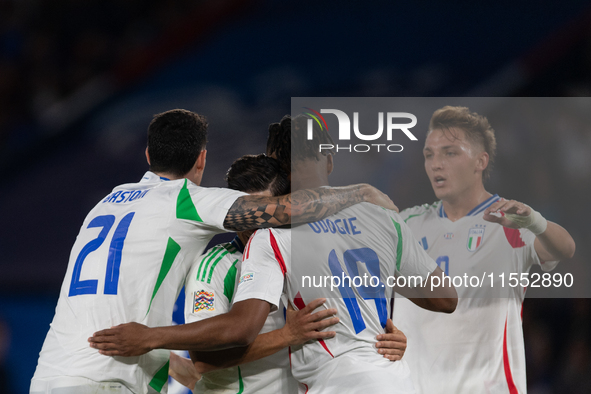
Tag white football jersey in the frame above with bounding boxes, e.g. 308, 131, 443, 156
184, 237, 298, 394
31, 172, 246, 394
393, 195, 557, 394
234, 202, 439, 394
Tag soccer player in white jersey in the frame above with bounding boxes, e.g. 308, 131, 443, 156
88, 116, 441, 391
31, 109, 397, 394
228, 115, 457, 394
179, 153, 412, 393
181, 154, 298, 393
392, 106, 576, 394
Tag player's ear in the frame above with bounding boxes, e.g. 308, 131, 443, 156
145, 147, 151, 165
326, 153, 333, 176
476, 151, 489, 173
187, 150, 207, 186
196, 149, 207, 171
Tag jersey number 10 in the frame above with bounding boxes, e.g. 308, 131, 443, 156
328, 248, 388, 334
69, 213, 135, 297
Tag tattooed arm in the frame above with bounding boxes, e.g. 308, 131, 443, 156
223, 184, 396, 231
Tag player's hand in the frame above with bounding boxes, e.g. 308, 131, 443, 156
375, 319, 407, 361
281, 298, 339, 347
483, 199, 530, 229
88, 322, 153, 357
364, 185, 399, 212
169, 351, 201, 389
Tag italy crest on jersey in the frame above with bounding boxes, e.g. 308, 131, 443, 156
467, 226, 485, 252
194, 290, 214, 312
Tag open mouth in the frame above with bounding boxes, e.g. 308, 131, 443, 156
434, 176, 446, 185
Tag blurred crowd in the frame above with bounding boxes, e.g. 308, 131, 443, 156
0, 319, 13, 393
479, 61, 591, 394
510, 40, 591, 392
496, 110, 591, 393
0, 0, 203, 154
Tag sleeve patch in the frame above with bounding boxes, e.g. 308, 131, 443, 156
239, 272, 255, 284
193, 290, 215, 312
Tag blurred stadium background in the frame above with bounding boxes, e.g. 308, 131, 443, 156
1, 1, 591, 393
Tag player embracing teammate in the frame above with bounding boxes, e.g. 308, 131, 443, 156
30, 109, 397, 394
51, 105, 572, 394
232, 115, 457, 393
87, 114, 458, 394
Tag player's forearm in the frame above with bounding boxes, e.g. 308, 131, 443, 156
400, 269, 457, 313
425, 275, 458, 313
535, 221, 576, 261
238, 330, 289, 363
223, 184, 374, 231
288, 184, 373, 225
148, 315, 254, 352
148, 300, 269, 352
191, 329, 289, 373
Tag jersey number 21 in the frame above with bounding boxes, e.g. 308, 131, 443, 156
69, 213, 135, 297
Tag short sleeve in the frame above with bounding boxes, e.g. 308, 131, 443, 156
184, 245, 241, 323
390, 212, 438, 283
180, 182, 247, 231
232, 230, 285, 312
399, 203, 431, 223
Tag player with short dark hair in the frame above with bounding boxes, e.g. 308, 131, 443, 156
147, 109, 209, 177
225, 154, 290, 197
393, 105, 576, 393
176, 153, 300, 393
31, 109, 396, 394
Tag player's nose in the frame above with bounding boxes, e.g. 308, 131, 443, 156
430, 153, 443, 170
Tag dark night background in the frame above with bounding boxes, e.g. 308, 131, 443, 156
1, 1, 591, 393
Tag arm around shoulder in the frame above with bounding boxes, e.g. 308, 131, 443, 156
223, 184, 397, 231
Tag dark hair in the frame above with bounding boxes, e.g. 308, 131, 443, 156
429, 106, 497, 180
266, 114, 335, 172
147, 109, 208, 177
266, 115, 291, 174
225, 154, 290, 196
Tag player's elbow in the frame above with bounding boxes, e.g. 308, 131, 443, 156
192, 359, 216, 374
438, 296, 457, 314
434, 286, 458, 313
425, 268, 457, 313
565, 239, 576, 260
550, 238, 576, 261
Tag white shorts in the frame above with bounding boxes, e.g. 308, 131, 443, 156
30, 377, 135, 394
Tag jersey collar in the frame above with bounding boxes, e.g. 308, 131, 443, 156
439, 194, 500, 218
231, 236, 245, 254
140, 171, 172, 183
